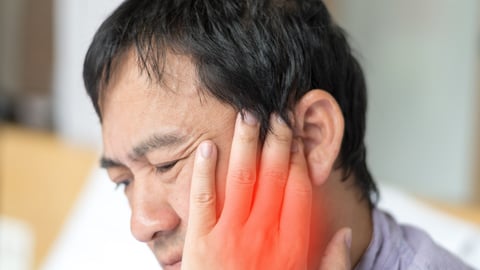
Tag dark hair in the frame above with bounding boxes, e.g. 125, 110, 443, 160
83, 0, 378, 204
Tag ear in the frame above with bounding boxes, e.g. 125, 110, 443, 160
294, 89, 344, 186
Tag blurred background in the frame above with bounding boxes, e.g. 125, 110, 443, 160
0, 0, 479, 269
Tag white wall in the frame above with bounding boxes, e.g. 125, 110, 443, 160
53, 0, 123, 147
333, 0, 479, 202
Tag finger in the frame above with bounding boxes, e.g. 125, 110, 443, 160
280, 138, 312, 243
250, 114, 292, 225
318, 228, 352, 270
220, 111, 260, 225
187, 141, 218, 237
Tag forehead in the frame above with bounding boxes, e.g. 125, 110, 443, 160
99, 50, 235, 162
102, 53, 197, 135
101, 51, 199, 109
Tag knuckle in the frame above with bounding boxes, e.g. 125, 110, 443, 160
275, 133, 292, 144
237, 130, 258, 144
194, 169, 210, 179
262, 169, 288, 185
289, 181, 312, 195
229, 168, 256, 185
267, 130, 292, 146
192, 191, 215, 205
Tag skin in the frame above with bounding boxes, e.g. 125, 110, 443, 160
183, 113, 352, 269
100, 51, 372, 269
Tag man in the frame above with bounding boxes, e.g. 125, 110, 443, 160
83, 0, 473, 269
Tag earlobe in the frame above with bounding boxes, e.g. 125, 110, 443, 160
294, 90, 344, 186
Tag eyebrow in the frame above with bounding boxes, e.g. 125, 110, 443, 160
100, 157, 124, 169
99, 132, 186, 169
131, 132, 186, 159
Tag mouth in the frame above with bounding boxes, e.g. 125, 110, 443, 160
162, 258, 182, 270
152, 238, 184, 269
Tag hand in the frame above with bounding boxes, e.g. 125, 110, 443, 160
182, 112, 351, 269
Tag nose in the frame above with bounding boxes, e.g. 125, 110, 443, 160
129, 179, 180, 242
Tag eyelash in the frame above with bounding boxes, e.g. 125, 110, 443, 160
155, 160, 179, 174
114, 159, 181, 191
115, 179, 131, 191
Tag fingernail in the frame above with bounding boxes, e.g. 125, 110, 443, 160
276, 114, 287, 125
242, 111, 258, 126
199, 142, 212, 158
345, 228, 352, 249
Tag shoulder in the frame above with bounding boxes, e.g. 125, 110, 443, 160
355, 209, 474, 270
399, 223, 472, 269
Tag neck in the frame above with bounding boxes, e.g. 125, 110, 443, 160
308, 170, 373, 269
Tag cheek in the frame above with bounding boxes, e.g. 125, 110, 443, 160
171, 159, 195, 221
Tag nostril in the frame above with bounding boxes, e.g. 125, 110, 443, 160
128, 177, 181, 242
130, 205, 181, 243
131, 213, 156, 242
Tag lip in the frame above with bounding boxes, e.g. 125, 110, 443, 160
162, 260, 182, 270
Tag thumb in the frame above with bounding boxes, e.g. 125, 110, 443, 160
318, 227, 352, 270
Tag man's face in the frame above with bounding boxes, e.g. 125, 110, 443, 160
100, 52, 236, 269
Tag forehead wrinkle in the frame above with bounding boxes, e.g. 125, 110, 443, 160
130, 132, 187, 160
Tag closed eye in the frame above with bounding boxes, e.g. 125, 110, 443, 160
115, 179, 131, 191
155, 155, 191, 174
155, 160, 179, 173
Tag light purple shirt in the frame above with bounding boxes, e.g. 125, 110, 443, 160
354, 208, 475, 270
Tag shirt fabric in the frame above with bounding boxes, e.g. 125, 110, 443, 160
354, 208, 475, 270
